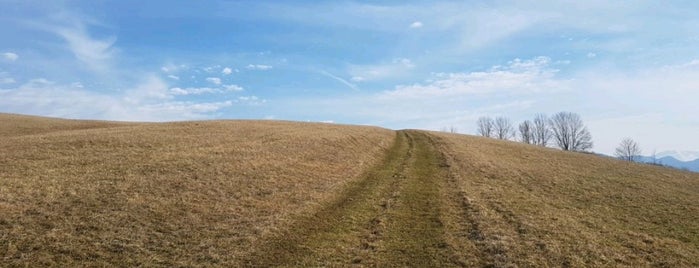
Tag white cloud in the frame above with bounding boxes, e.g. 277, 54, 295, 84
409, 21, 423, 28
167, 75, 180, 80
237, 95, 266, 105
246, 64, 273, 70
169, 87, 219, 95
202, 65, 221, 73
223, 84, 244, 91
124, 76, 172, 102
137, 101, 233, 117
169, 83, 243, 95
319, 70, 358, 91
3, 52, 18, 61
206, 77, 222, 85
382, 56, 562, 99
222, 67, 233, 75
52, 24, 116, 72
161, 63, 187, 73
0, 75, 234, 121
348, 58, 416, 82
587, 52, 597, 58
351, 76, 365, 82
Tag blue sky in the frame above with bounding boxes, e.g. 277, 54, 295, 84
2, 1, 699, 155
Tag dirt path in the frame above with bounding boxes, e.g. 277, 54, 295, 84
242, 130, 469, 267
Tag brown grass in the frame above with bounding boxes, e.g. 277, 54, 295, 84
2, 113, 698, 267
431, 132, 699, 267
0, 114, 394, 266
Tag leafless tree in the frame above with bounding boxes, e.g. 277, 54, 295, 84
494, 116, 514, 140
519, 120, 534, 144
650, 149, 659, 165
476, 117, 494, 137
615, 138, 641, 162
445, 125, 457, 133
532, 113, 551, 146
549, 112, 593, 151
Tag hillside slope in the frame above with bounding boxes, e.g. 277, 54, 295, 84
432, 132, 699, 267
0, 114, 395, 266
0, 113, 128, 137
2, 114, 698, 266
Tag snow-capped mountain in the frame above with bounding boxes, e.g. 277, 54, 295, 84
655, 150, 699, 162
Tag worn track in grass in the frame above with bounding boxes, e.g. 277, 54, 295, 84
243, 130, 466, 267
6, 114, 697, 267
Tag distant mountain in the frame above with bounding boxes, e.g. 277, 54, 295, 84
636, 155, 699, 172
656, 150, 699, 162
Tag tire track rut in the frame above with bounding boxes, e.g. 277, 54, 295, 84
243, 130, 465, 267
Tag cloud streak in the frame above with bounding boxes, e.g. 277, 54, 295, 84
319, 70, 358, 91
2, 52, 18, 61
349, 58, 415, 82
246, 64, 273, 70
0, 76, 237, 121
382, 57, 562, 99
52, 23, 117, 72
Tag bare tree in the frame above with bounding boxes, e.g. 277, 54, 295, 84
476, 117, 494, 137
532, 113, 551, 147
615, 138, 641, 162
494, 116, 514, 140
549, 112, 593, 151
650, 149, 659, 165
441, 126, 457, 133
519, 120, 534, 144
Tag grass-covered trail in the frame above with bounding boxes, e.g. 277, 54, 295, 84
244, 130, 464, 267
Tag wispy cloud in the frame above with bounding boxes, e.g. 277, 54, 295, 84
319, 70, 358, 91
236, 95, 266, 105
246, 64, 273, 70
170, 87, 220, 96
206, 77, 222, 85
2, 52, 18, 61
223, 84, 244, 91
161, 63, 187, 73
222, 67, 233, 75
409, 21, 423, 28
349, 58, 415, 82
382, 57, 561, 99
50, 22, 117, 72
169, 84, 243, 95
0, 72, 15, 84
0, 76, 234, 121
0, 78, 16, 84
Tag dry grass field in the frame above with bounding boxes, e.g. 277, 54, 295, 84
0, 114, 395, 266
431, 132, 699, 267
2, 113, 698, 267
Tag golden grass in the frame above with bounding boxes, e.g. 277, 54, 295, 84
244, 131, 458, 267
3, 113, 698, 266
0, 113, 127, 137
431, 132, 699, 267
0, 114, 395, 266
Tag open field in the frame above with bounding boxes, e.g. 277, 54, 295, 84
431, 132, 699, 267
0, 114, 395, 266
1, 114, 698, 266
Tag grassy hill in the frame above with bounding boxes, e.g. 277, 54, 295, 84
431, 132, 699, 267
1, 114, 697, 266
0, 114, 395, 266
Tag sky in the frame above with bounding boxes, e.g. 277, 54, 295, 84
1, 0, 699, 156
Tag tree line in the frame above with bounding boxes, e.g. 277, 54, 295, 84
475, 111, 644, 162
476, 111, 593, 152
